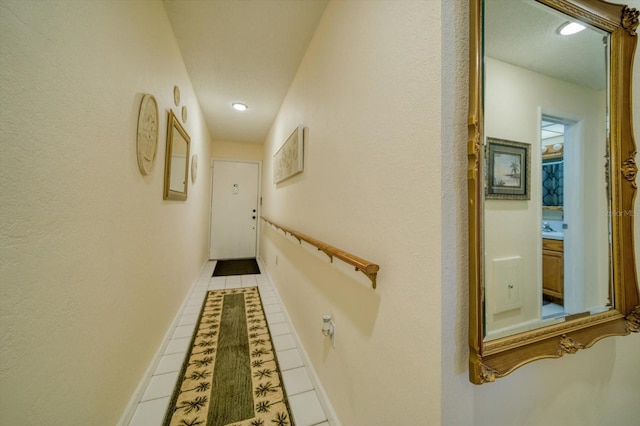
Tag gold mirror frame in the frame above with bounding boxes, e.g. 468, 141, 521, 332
164, 109, 191, 201
468, 0, 640, 384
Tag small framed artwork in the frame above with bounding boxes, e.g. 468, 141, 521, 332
486, 137, 530, 200
274, 125, 304, 184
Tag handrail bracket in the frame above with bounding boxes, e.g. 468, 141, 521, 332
355, 266, 379, 289
319, 248, 334, 262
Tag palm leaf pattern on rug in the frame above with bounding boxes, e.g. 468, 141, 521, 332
163, 287, 295, 426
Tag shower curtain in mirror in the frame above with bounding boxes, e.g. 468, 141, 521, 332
542, 160, 563, 206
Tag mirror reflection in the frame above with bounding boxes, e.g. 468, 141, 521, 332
483, 0, 611, 340
169, 126, 188, 193
164, 110, 190, 201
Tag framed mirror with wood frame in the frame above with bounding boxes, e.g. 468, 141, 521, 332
164, 109, 190, 201
468, 0, 639, 384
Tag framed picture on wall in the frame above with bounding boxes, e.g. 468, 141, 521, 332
273, 125, 304, 184
486, 137, 530, 200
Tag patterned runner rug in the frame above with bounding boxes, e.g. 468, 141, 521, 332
163, 287, 295, 426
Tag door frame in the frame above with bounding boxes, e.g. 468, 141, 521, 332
540, 110, 585, 315
209, 158, 262, 260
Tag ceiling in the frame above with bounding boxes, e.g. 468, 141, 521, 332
163, 0, 607, 145
485, 0, 608, 92
163, 0, 329, 144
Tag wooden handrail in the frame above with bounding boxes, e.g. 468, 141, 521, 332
261, 216, 380, 289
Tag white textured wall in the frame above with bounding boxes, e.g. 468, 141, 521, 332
211, 140, 264, 162
260, 1, 441, 424
0, 1, 211, 424
442, 0, 640, 425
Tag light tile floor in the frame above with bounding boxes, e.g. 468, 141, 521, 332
542, 301, 565, 319
128, 261, 330, 426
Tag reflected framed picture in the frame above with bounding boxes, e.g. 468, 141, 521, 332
486, 137, 530, 200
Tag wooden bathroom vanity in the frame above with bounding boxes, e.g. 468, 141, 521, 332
542, 238, 564, 303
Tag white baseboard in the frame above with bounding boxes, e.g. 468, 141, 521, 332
119, 258, 340, 426
257, 257, 342, 426
116, 260, 213, 426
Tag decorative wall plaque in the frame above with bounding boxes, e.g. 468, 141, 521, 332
191, 154, 198, 183
173, 85, 180, 106
136, 94, 159, 176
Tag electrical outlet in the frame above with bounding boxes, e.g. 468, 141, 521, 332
322, 314, 336, 347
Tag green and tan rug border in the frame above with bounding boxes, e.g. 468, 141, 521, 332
162, 286, 295, 426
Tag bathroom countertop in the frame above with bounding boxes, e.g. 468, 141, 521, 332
542, 231, 564, 240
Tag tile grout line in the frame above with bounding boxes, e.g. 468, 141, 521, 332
117, 261, 217, 426
256, 258, 340, 426
128, 259, 333, 426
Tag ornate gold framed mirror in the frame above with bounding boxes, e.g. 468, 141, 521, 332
468, 0, 639, 384
164, 109, 190, 201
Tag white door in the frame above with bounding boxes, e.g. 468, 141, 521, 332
210, 160, 260, 259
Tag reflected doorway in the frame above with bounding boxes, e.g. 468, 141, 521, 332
541, 116, 568, 319
540, 108, 612, 323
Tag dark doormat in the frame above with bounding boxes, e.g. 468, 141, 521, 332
213, 258, 261, 276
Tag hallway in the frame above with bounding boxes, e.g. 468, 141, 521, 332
128, 259, 330, 426
2, 1, 640, 424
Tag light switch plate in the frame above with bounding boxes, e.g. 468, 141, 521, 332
492, 256, 522, 314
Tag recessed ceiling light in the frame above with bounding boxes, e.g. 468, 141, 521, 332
232, 102, 248, 111
558, 22, 586, 36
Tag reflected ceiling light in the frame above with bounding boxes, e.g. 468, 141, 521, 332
558, 22, 586, 35
232, 102, 248, 111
